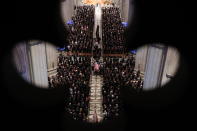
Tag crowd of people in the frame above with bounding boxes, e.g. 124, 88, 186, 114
66, 6, 95, 53
48, 5, 144, 122
93, 38, 102, 61
102, 7, 126, 54
102, 54, 143, 120
49, 54, 91, 121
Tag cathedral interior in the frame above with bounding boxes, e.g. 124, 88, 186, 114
12, 0, 180, 123
2, 0, 194, 131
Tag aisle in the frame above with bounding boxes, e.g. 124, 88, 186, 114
87, 4, 104, 123
93, 4, 103, 55
87, 75, 103, 122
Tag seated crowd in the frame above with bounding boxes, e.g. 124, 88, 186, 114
48, 5, 144, 122
102, 7, 126, 54
49, 53, 91, 121
102, 54, 143, 120
66, 6, 95, 53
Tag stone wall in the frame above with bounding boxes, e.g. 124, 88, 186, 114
61, 0, 75, 23
29, 41, 49, 88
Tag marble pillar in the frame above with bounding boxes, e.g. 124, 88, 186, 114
13, 42, 31, 82
161, 47, 180, 86
29, 41, 49, 88
143, 45, 167, 90
135, 45, 148, 73
61, 0, 75, 23
122, 0, 130, 22
45, 43, 59, 76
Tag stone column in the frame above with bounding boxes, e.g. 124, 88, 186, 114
61, 0, 75, 23
45, 43, 58, 76
29, 41, 48, 88
161, 47, 180, 86
124, 0, 130, 22
135, 45, 148, 73
13, 42, 31, 82
143, 45, 167, 90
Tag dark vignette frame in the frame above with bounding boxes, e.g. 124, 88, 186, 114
1, 0, 196, 131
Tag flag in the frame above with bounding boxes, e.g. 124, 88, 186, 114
67, 20, 74, 25
121, 22, 128, 27
94, 62, 100, 71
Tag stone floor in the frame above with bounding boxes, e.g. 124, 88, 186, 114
87, 3, 105, 123
87, 75, 104, 122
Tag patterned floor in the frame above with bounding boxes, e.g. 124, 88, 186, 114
87, 75, 104, 122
